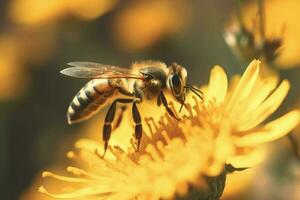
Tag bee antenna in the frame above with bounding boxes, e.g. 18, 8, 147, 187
185, 84, 203, 100
179, 97, 185, 113
179, 87, 189, 113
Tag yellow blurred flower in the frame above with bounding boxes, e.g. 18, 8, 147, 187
0, 35, 28, 100
111, 0, 191, 50
9, 0, 119, 24
39, 60, 299, 199
0, 29, 55, 100
226, 0, 300, 68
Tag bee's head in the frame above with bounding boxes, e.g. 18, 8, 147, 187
167, 63, 187, 105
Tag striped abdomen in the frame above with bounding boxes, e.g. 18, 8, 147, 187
67, 79, 116, 124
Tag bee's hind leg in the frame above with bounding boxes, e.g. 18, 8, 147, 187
132, 100, 142, 151
102, 99, 133, 157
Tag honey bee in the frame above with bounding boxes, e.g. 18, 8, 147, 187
61, 60, 202, 155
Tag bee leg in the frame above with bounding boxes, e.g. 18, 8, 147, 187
103, 101, 117, 156
102, 99, 133, 156
132, 100, 142, 151
159, 92, 180, 120
157, 94, 162, 106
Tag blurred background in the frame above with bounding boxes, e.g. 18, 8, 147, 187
0, 0, 299, 199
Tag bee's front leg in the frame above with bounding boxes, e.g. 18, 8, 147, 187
157, 94, 162, 106
159, 92, 180, 120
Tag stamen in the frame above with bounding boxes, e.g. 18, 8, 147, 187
160, 130, 171, 144
169, 101, 180, 119
42, 171, 91, 183
39, 186, 83, 199
109, 146, 124, 160
156, 141, 165, 153
158, 117, 168, 133
165, 112, 178, 130
130, 138, 137, 152
113, 145, 139, 165
185, 103, 193, 118
66, 167, 100, 179
192, 96, 202, 116
94, 148, 119, 171
39, 185, 111, 199
145, 117, 159, 135
145, 144, 163, 162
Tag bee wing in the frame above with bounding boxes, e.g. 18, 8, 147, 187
60, 62, 143, 79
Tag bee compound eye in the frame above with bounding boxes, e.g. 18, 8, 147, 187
171, 74, 182, 95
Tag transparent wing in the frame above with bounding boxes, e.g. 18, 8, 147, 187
60, 62, 143, 79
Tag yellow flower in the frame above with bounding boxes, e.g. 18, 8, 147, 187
0, 29, 55, 100
111, 0, 191, 50
39, 106, 229, 199
227, 0, 300, 68
9, 0, 118, 24
0, 35, 28, 100
39, 60, 299, 199
204, 60, 299, 167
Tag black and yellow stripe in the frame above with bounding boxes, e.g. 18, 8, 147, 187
67, 79, 116, 124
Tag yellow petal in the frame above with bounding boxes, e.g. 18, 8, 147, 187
224, 75, 241, 103
227, 146, 267, 168
239, 80, 290, 131
238, 76, 279, 128
206, 65, 228, 104
236, 110, 300, 147
226, 60, 260, 113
